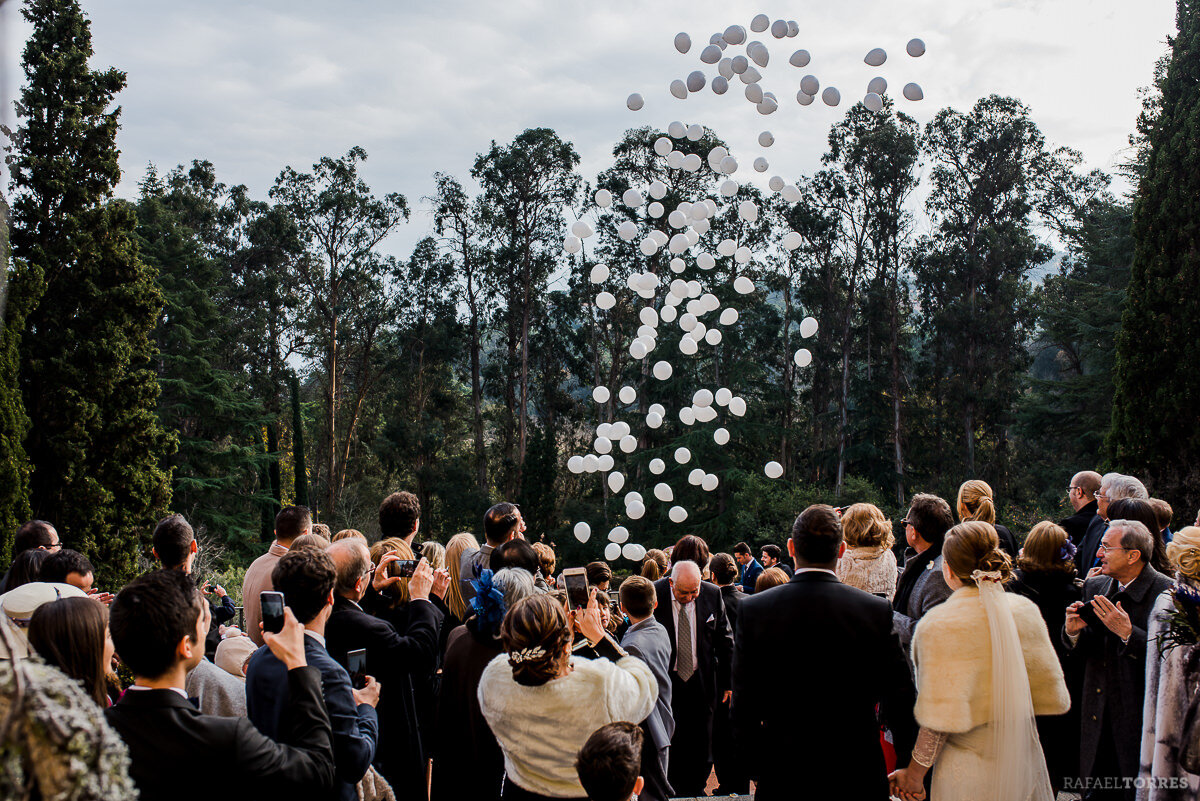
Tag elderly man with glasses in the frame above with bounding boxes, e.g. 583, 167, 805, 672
1077, 473, 1148, 579
1064, 519, 1171, 800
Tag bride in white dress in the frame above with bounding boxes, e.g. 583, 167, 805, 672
889, 521, 1070, 801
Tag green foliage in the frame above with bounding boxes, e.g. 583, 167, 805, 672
0, 214, 33, 564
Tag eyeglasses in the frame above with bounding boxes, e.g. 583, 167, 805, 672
1066, 486, 1078, 494
900, 519, 915, 527
1096, 544, 1126, 554
1093, 491, 1108, 500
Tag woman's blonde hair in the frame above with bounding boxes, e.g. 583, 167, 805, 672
641, 549, 668, 581
841, 503, 895, 552
444, 532, 479, 620
333, 529, 366, 542
1017, 521, 1074, 575
957, 479, 997, 525
1166, 526, 1200, 581
755, 566, 789, 593
370, 537, 414, 605
421, 541, 446, 570
942, 521, 1013, 586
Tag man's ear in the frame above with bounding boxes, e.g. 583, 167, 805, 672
837, 541, 847, 559
651, 596, 658, 612
786, 538, 796, 559
634, 776, 644, 797
326, 588, 336, 609
177, 632, 199, 665
151, 547, 159, 562
189, 540, 199, 555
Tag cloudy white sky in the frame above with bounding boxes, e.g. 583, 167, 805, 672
1, 0, 1178, 259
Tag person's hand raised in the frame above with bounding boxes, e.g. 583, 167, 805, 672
408, 558, 434, 602
431, 568, 451, 600
372, 553, 405, 593
353, 675, 381, 708
574, 589, 606, 645
1065, 601, 1087, 636
263, 608, 308, 671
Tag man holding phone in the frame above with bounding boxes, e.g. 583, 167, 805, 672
246, 547, 381, 801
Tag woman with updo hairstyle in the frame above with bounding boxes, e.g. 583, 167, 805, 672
478, 593, 657, 800
671, 535, 711, 577
1009, 521, 1082, 791
836, 502, 899, 600
889, 521, 1069, 800
956, 479, 1019, 559
1139, 526, 1200, 792
641, 548, 668, 581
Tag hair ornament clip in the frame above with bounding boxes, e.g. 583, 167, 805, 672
510, 646, 547, 664
971, 569, 1003, 583
470, 569, 507, 630
1059, 540, 1078, 562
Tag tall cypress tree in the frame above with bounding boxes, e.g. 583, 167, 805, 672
1109, 0, 1200, 508
0, 204, 33, 563
6, 0, 172, 584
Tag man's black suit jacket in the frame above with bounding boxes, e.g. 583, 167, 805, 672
105, 666, 335, 801
324, 595, 440, 787
732, 571, 917, 800
652, 578, 733, 704
1060, 500, 1099, 546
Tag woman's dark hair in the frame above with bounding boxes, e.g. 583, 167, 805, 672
110, 569, 205, 679
671, 535, 710, 572
28, 597, 110, 706
1107, 498, 1170, 572
490, 539, 539, 575
585, 561, 613, 588
906, 494, 955, 546
40, 549, 94, 584
576, 721, 644, 801
499, 594, 572, 687
709, 553, 738, 585
152, 513, 195, 570
6, 548, 49, 590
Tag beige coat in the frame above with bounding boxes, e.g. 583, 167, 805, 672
912, 586, 1069, 733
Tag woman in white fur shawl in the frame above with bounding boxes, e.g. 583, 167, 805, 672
478, 591, 657, 800
888, 522, 1070, 801
1137, 526, 1200, 800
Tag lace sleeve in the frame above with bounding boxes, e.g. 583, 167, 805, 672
911, 726, 949, 768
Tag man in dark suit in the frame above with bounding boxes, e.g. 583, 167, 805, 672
1077, 473, 1149, 577
892, 493, 955, 663
459, 502, 524, 601
653, 557, 733, 797
618, 576, 675, 801
326, 539, 442, 788
1065, 519, 1172, 800
1061, 471, 1102, 545
246, 546, 381, 801
733, 542, 763, 594
733, 505, 920, 800
106, 569, 335, 801
759, 544, 792, 578
706, 552, 749, 795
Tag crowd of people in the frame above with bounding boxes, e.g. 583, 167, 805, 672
1, 471, 1199, 801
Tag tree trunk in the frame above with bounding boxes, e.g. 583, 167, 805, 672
469, 307, 486, 492
325, 313, 338, 517
290, 372, 309, 508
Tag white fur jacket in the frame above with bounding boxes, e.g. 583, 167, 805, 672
912, 586, 1070, 733
478, 651, 657, 798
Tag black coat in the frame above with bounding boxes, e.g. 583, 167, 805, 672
994, 523, 1019, 561
324, 595, 440, 790
1077, 514, 1109, 576
431, 622, 505, 801
1060, 501, 1099, 546
652, 578, 733, 704
719, 584, 743, 636
106, 667, 335, 801
733, 571, 917, 800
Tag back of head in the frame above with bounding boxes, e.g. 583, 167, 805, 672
332, 528, 367, 542
14, 520, 56, 554
484, 502, 521, 545
271, 546, 336, 625
956, 480, 996, 524
586, 561, 613, 588
491, 539, 539, 574
153, 514, 195, 570
379, 491, 421, 539
28, 596, 109, 705
576, 721, 644, 801
941, 521, 1012, 586
274, 505, 313, 545
907, 493, 955, 548
841, 503, 894, 551
422, 541, 446, 570
531, 542, 555, 577
1106, 498, 1159, 540
1017, 521, 1074, 575
290, 532, 330, 552
310, 523, 332, 542
500, 594, 571, 686
709, 553, 738, 586
328, 539, 372, 597
445, 532, 480, 620
1166, 526, 1200, 581
791, 504, 842, 565
1108, 474, 1149, 502
493, 567, 539, 609
755, 567, 790, 592
671, 535, 710, 572
619, 575, 656, 619
40, 549, 93, 584
6, 549, 49, 590
1073, 471, 1102, 498
110, 569, 204, 679
1148, 498, 1174, 531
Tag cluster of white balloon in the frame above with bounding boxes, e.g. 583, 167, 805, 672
567, 18, 926, 563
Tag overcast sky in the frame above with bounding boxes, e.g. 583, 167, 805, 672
1, 0, 1178, 259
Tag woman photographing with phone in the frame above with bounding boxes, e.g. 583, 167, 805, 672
478, 591, 658, 800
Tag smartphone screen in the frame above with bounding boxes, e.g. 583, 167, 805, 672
563, 567, 589, 610
347, 648, 367, 690
260, 591, 285, 634
388, 559, 418, 578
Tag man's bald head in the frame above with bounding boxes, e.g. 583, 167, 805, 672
328, 539, 371, 598
669, 560, 701, 604
1071, 471, 1102, 511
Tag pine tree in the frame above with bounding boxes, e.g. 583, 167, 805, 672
1109, 0, 1200, 508
6, 0, 172, 584
0, 204, 33, 562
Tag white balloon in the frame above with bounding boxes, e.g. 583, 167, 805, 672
723, 24, 746, 45
568, 455, 585, 473
626, 502, 646, 520
764, 461, 784, 479
608, 525, 630, 544
640, 237, 659, 256
647, 201, 664, 218
669, 505, 689, 523
740, 66, 762, 85
782, 231, 803, 251
592, 385, 610, 404
675, 446, 692, 464
747, 41, 769, 68
745, 83, 764, 104
738, 201, 758, 222
868, 76, 888, 95
712, 76, 729, 95
822, 87, 841, 106
769, 175, 785, 192
668, 120, 686, 138
720, 156, 739, 175
669, 233, 690, 254
734, 276, 755, 294
794, 348, 813, 367
771, 19, 788, 37
903, 83, 924, 101
563, 235, 581, 254
617, 221, 638, 241
695, 404, 718, 423
594, 436, 612, 454
799, 316, 819, 338
653, 137, 673, 157
686, 123, 704, 141
653, 361, 673, 381
674, 32, 692, 54
688, 468, 705, 485
686, 278, 702, 297
597, 422, 613, 439
595, 189, 612, 207
719, 180, 739, 198
588, 264, 610, 285
646, 411, 663, 429
627, 93, 644, 111
572, 221, 593, 239
714, 427, 730, 445
686, 71, 706, 93
787, 20, 799, 37
691, 320, 707, 340
864, 47, 887, 67
719, 308, 739, 326
670, 79, 688, 100
599, 453, 616, 471
907, 38, 926, 57
669, 278, 688, 298
620, 435, 638, 453
729, 396, 748, 416
608, 471, 625, 493
660, 305, 678, 323
796, 90, 814, 106
757, 97, 778, 115
595, 291, 616, 310
649, 458, 666, 475
700, 292, 719, 312
654, 482, 674, 502
800, 74, 819, 96
604, 542, 622, 561
705, 328, 723, 345
649, 403, 666, 416
702, 473, 719, 492
667, 150, 685, 169
717, 58, 734, 80
574, 521, 591, 542
679, 406, 696, 425
623, 188, 644, 208
682, 153, 703, 172
753, 157, 769, 172
751, 13, 770, 32
781, 184, 802, 203
622, 543, 646, 561
679, 336, 699, 356
758, 130, 775, 147
678, 312, 698, 332
731, 55, 748, 74
717, 239, 737, 257
650, 230, 669, 246
735, 246, 752, 264
789, 49, 811, 68
630, 340, 648, 360
647, 179, 667, 200
583, 454, 600, 472
700, 44, 722, 64
715, 387, 733, 405
864, 93, 883, 112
